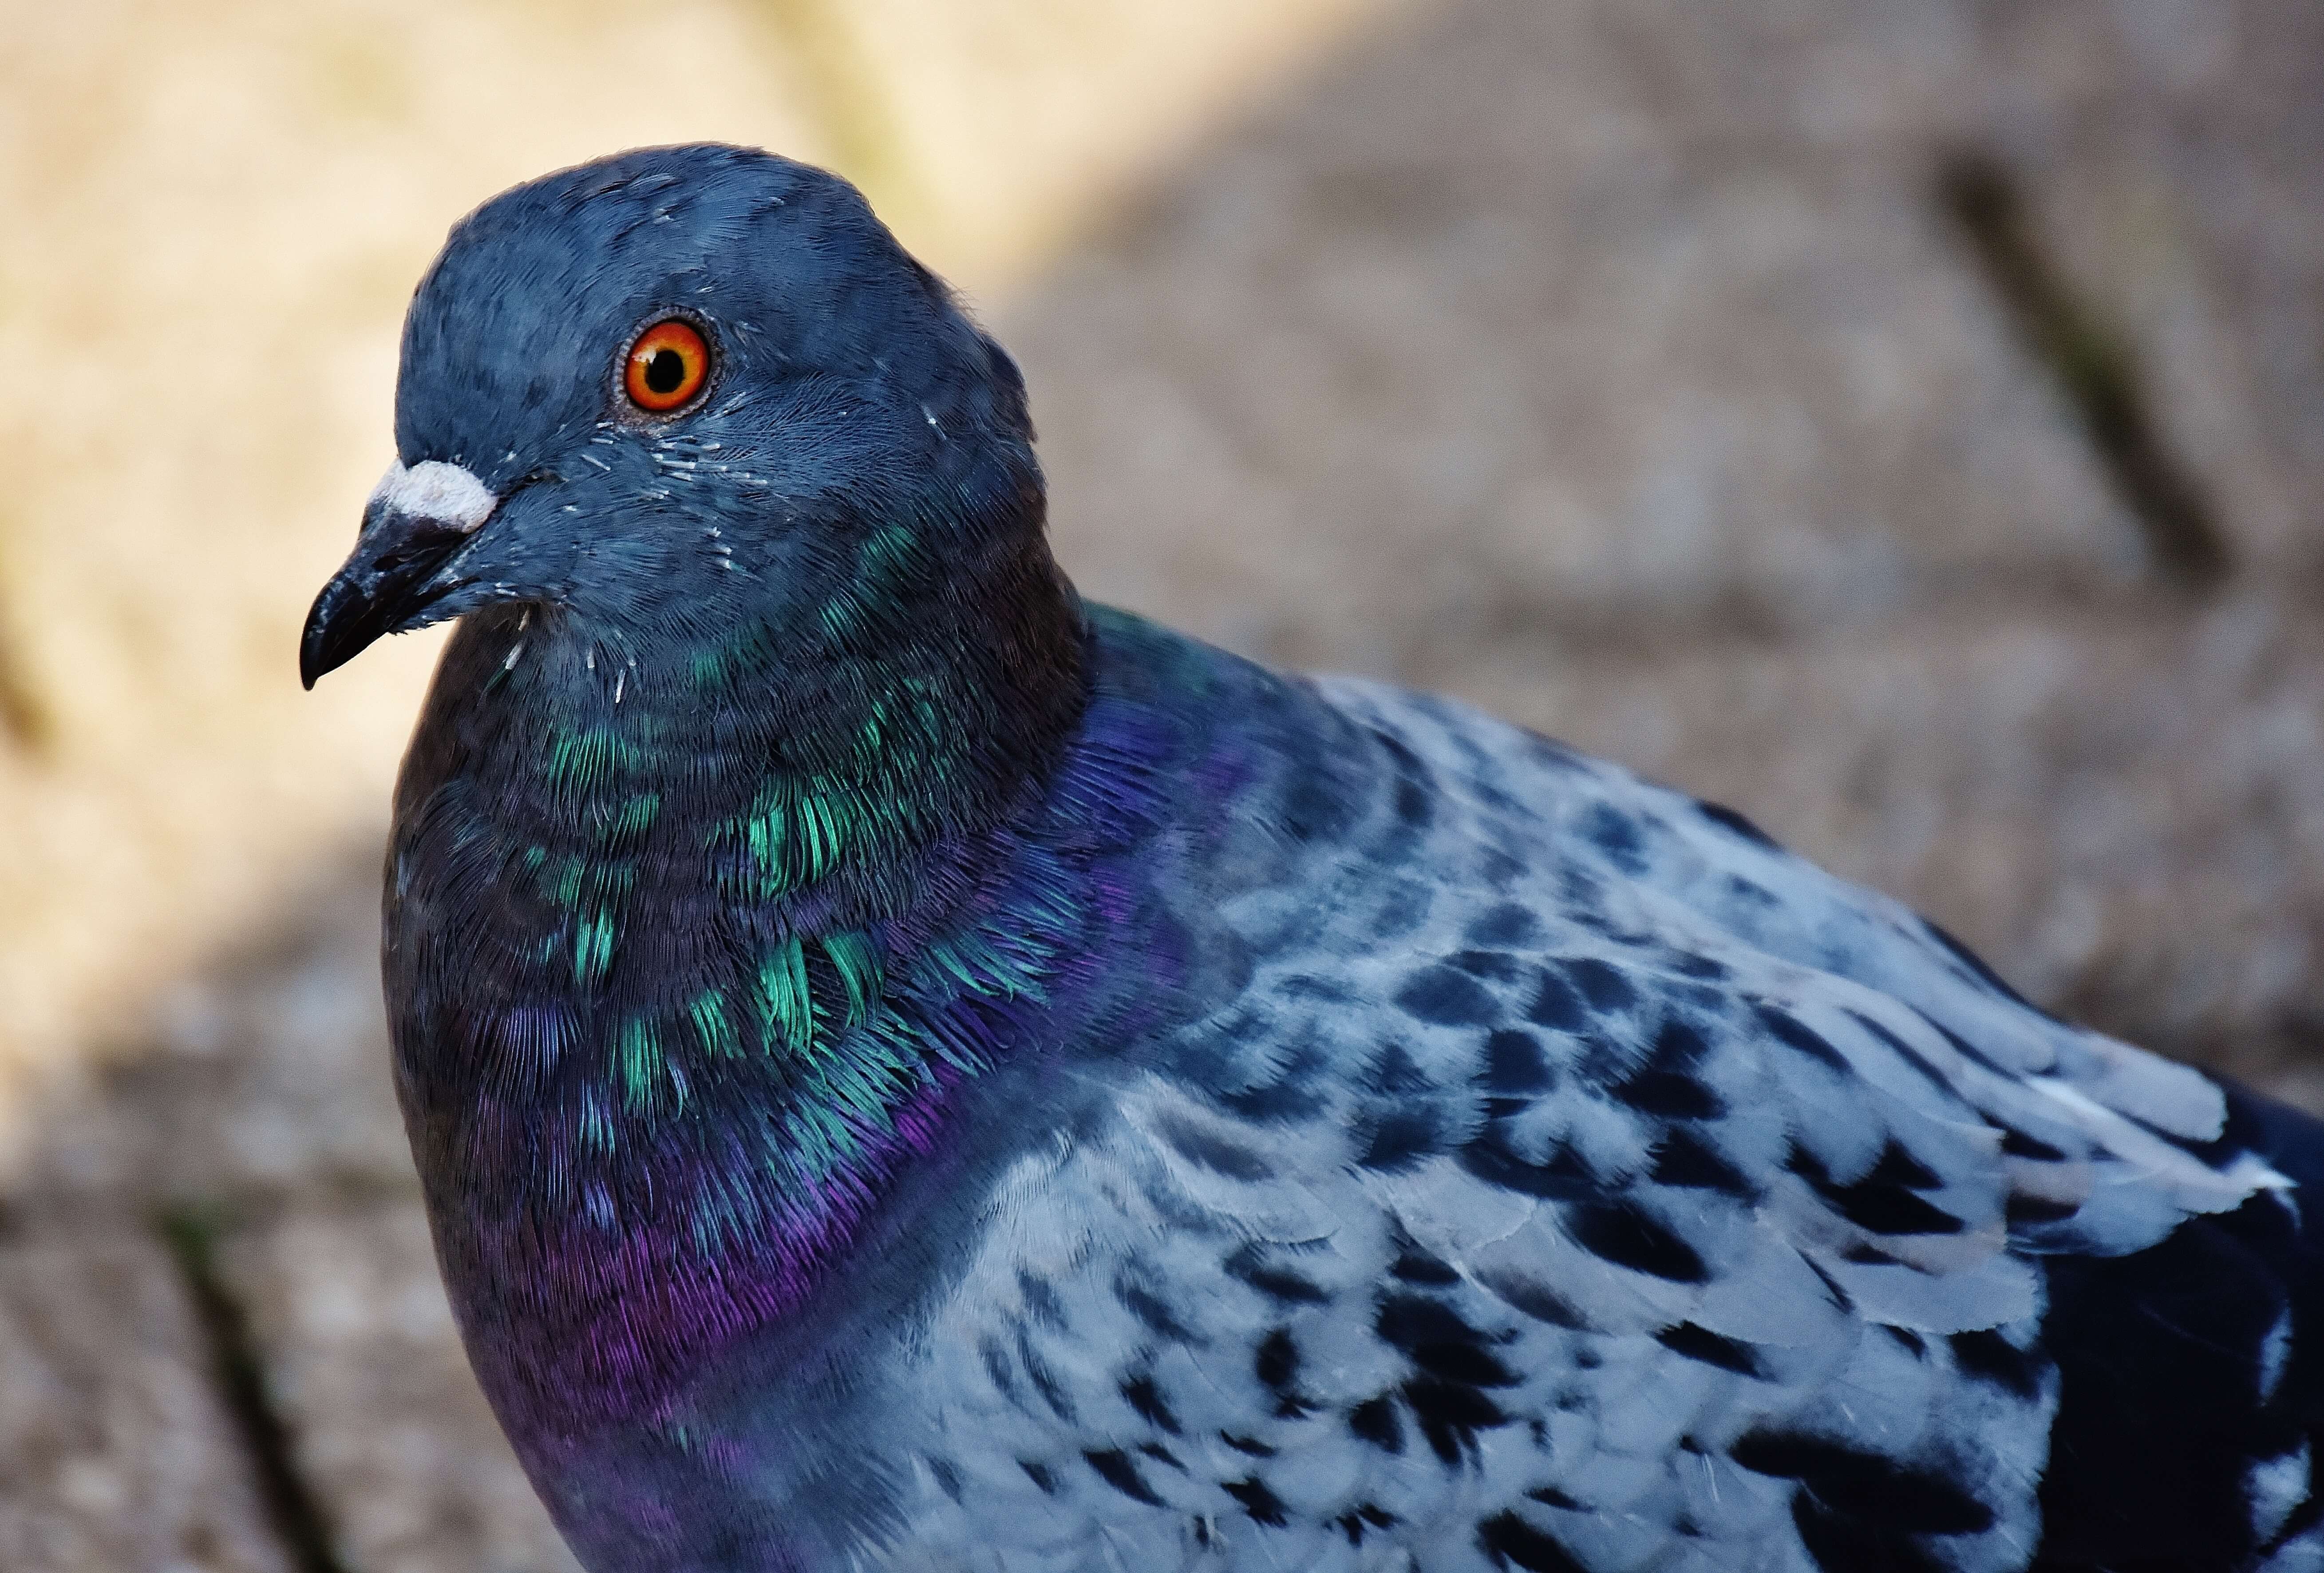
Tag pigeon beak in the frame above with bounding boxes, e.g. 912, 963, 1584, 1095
301, 460, 498, 689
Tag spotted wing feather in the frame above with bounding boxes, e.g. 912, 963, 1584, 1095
818, 670, 2293, 1572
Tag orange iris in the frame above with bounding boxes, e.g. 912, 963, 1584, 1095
624, 319, 711, 412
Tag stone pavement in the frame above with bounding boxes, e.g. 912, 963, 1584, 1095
4, 1, 2319, 1568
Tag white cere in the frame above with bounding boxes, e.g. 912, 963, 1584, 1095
370, 458, 497, 533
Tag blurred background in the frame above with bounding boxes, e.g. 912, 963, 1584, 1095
0, 0, 2318, 1568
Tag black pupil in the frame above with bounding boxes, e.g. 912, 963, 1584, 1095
644, 346, 688, 396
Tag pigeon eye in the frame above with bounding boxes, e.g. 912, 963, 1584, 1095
623, 319, 711, 413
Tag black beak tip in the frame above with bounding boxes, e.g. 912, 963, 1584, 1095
299, 576, 367, 691
303, 503, 483, 691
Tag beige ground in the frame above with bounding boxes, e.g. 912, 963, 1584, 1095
1, 0, 2320, 1568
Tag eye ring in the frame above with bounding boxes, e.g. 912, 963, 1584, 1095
623, 318, 711, 413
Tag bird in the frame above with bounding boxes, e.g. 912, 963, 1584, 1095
301, 143, 2324, 1573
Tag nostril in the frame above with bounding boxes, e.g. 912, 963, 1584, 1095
373, 517, 478, 575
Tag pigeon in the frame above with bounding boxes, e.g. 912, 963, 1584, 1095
302, 144, 2324, 1573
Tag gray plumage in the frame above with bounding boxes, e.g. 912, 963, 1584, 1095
673, 674, 2292, 1573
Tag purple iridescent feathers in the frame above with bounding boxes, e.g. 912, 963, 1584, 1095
388, 606, 1217, 1433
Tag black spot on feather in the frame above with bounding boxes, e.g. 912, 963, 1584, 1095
1615, 1065, 1723, 1120
1651, 1128, 1754, 1195
1804, 1256, 1854, 1313
1601, 1018, 1719, 1110
1910, 1009, 2010, 1075
1397, 966, 1499, 1026
1862, 1138, 1943, 1190
1363, 1042, 1435, 1097
1278, 973, 1354, 1003
1999, 1126, 2069, 1162
1696, 800, 1777, 847
1482, 1029, 1555, 1094
1376, 1294, 1519, 1387
1359, 1106, 1443, 1171
979, 1336, 1016, 1403
1656, 1321, 1764, 1377
1014, 1271, 1066, 1330
1404, 1375, 1508, 1463
1370, 879, 1431, 936
1394, 777, 1432, 828
928, 1456, 963, 1502
1254, 1326, 1299, 1391
1222, 1476, 1289, 1527
1667, 949, 1730, 980
1566, 959, 1635, 1012
1789, 1139, 1965, 1237
2006, 1191, 2081, 1227
1224, 1242, 1330, 1306
1460, 1129, 1597, 1201
1391, 1247, 1461, 1285
1279, 773, 1356, 844
1251, 1325, 1319, 1418
1476, 1268, 1590, 1329
1113, 1273, 1202, 1345
1215, 1043, 1332, 1122
1018, 1332, 1078, 1422
1477, 1510, 1588, 1572
1948, 1330, 2043, 1400
1119, 1373, 1182, 1434
1083, 1449, 1163, 1506
1153, 1110, 1273, 1181
1756, 1006, 1851, 1072
1845, 1010, 1957, 1098
1450, 949, 1525, 983
1922, 918, 2037, 1009
1522, 730, 1585, 769
1578, 802, 1648, 873
1348, 1395, 1404, 1453
1567, 1199, 1707, 1281
1525, 970, 1586, 1031
1468, 903, 1541, 947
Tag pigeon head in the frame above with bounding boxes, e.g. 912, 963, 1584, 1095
300, 144, 1043, 689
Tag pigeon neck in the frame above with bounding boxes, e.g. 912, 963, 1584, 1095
390, 514, 1105, 1435
493, 517, 1090, 919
